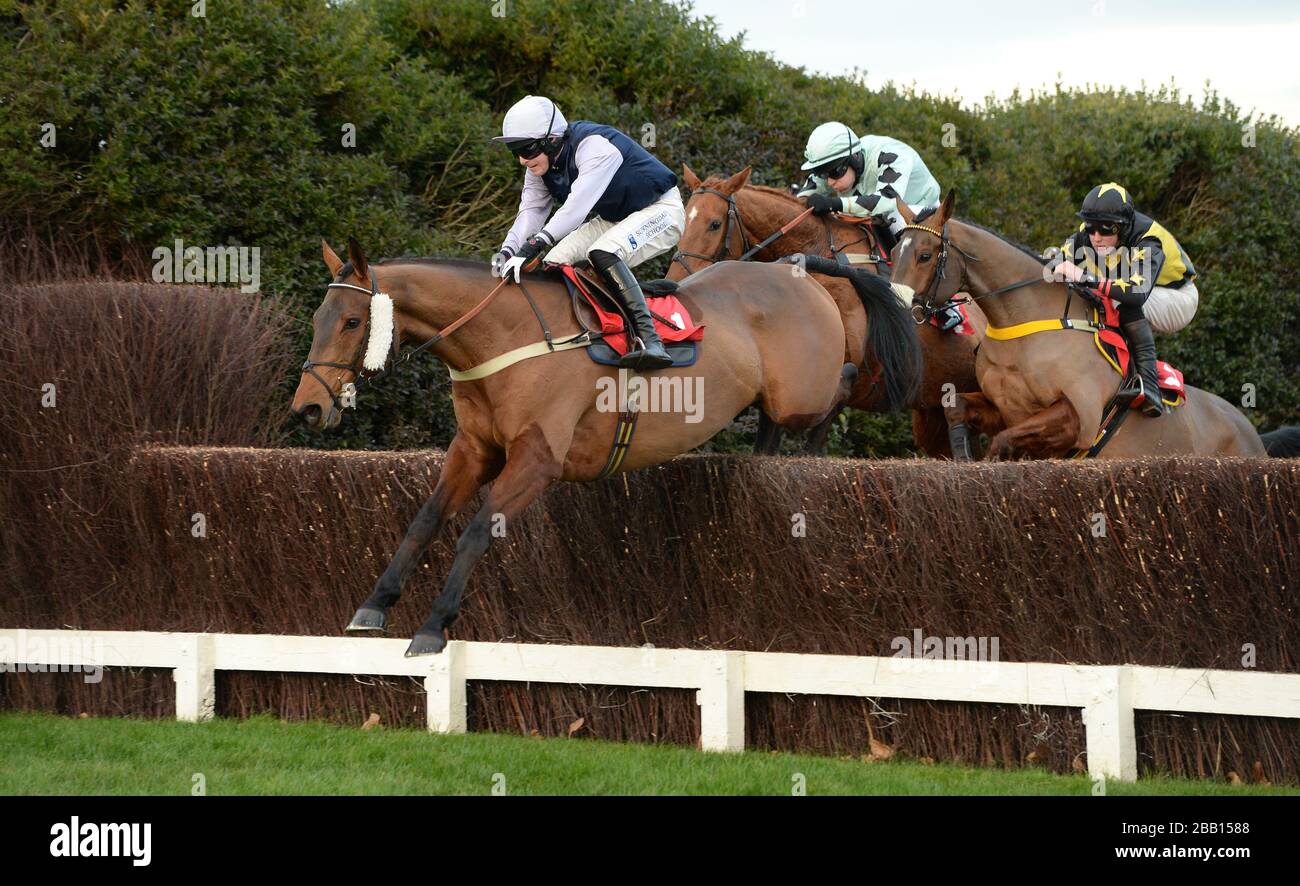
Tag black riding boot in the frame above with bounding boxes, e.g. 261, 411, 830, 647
590, 250, 673, 371
1119, 317, 1165, 417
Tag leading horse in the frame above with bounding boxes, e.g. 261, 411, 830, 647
293, 239, 869, 654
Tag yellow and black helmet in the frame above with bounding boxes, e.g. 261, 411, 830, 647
1077, 182, 1136, 227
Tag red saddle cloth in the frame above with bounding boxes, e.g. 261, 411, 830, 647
1095, 297, 1186, 404
561, 266, 705, 357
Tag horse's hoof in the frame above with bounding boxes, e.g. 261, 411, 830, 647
345, 607, 387, 633
405, 631, 447, 657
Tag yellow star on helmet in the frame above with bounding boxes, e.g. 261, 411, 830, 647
1098, 182, 1129, 201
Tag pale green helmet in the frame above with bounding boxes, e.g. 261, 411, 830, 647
801, 122, 861, 172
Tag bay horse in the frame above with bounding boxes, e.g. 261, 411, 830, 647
892, 192, 1267, 458
292, 239, 860, 655
669, 165, 986, 457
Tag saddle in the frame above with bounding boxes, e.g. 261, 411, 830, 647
556, 265, 704, 368
1091, 296, 1186, 408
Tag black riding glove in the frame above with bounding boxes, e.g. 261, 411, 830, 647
806, 193, 843, 216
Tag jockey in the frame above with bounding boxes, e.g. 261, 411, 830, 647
491, 96, 683, 370
796, 122, 941, 253
1051, 183, 1199, 417
796, 122, 961, 328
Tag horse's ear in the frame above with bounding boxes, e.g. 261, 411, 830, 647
722, 165, 752, 194
322, 239, 344, 277
682, 163, 702, 192
347, 237, 368, 280
896, 200, 915, 225
939, 189, 956, 222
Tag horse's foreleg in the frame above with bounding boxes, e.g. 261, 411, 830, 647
944, 393, 1005, 461
912, 406, 953, 459
984, 398, 1080, 460
346, 435, 501, 633
406, 425, 563, 656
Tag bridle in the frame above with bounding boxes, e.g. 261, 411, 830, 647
899, 220, 1046, 324
299, 274, 382, 413
300, 267, 514, 413
671, 187, 756, 275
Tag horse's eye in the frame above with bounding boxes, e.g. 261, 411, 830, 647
707, 220, 722, 231
344, 318, 361, 330
919, 252, 933, 262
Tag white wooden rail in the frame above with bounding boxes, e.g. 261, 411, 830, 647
3, 628, 1298, 782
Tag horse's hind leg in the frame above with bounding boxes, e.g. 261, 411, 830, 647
407, 424, 563, 656
755, 410, 784, 455
346, 434, 500, 633
804, 405, 841, 455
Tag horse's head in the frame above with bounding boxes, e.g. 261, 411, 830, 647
890, 190, 973, 320
668, 164, 753, 280
292, 238, 395, 430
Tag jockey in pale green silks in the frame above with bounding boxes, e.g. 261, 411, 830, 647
796, 122, 961, 328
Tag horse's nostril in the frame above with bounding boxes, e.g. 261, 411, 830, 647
297, 404, 322, 426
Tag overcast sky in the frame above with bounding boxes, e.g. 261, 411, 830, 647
686, 0, 1300, 128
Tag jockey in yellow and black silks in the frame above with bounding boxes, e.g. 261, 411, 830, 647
1050, 183, 1199, 417
491, 96, 683, 370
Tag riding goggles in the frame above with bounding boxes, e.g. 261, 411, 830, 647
507, 138, 548, 160
1084, 222, 1121, 236
815, 158, 852, 180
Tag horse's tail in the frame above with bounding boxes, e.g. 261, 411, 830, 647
1261, 426, 1300, 457
793, 254, 923, 413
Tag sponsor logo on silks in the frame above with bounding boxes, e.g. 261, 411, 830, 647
627, 211, 674, 252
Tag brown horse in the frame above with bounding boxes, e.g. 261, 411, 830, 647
292, 239, 858, 655
892, 192, 1267, 458
669, 165, 986, 457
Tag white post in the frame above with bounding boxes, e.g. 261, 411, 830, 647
425, 640, 467, 734
174, 633, 216, 723
1083, 665, 1137, 782
698, 650, 744, 752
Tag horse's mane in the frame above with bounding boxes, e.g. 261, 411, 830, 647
915, 207, 1048, 266
336, 254, 488, 280
698, 176, 803, 205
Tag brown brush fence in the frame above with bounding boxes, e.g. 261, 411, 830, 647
2, 282, 1298, 783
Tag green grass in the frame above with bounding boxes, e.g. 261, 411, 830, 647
0, 712, 1293, 796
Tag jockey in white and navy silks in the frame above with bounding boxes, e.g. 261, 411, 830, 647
491, 96, 683, 370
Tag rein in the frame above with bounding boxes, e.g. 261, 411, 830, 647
672, 187, 880, 275
900, 221, 1044, 325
